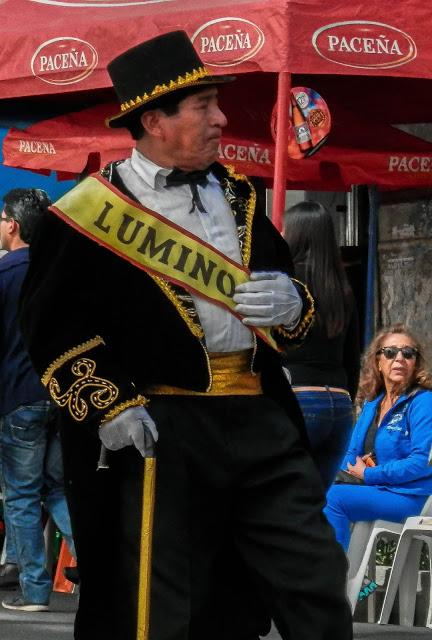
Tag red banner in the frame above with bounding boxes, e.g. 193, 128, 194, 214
0, 1, 432, 99
5, 98, 432, 191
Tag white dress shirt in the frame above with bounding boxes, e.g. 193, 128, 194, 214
117, 149, 253, 352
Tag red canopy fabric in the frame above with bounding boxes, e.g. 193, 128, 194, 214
3, 104, 133, 175
2, 0, 432, 227
5, 79, 432, 191
0, 0, 432, 99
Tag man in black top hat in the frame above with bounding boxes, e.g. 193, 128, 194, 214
20, 30, 352, 640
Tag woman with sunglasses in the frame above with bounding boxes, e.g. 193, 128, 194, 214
283, 201, 360, 488
325, 323, 432, 582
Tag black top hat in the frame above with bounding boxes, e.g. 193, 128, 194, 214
106, 30, 234, 129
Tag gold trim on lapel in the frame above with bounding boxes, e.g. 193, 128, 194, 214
221, 165, 256, 268
149, 274, 204, 339
146, 165, 257, 340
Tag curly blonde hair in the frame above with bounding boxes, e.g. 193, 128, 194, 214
357, 323, 432, 404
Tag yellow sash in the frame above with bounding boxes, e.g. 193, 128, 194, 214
52, 175, 279, 351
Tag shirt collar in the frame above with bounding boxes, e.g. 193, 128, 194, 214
130, 148, 218, 190
130, 148, 170, 190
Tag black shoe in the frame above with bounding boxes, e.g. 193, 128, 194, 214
0, 563, 20, 589
63, 566, 80, 585
2, 595, 48, 612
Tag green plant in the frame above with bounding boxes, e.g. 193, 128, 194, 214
376, 537, 430, 570
376, 538, 397, 566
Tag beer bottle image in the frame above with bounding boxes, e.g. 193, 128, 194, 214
290, 93, 313, 154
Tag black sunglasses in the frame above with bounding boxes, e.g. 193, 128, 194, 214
376, 346, 419, 360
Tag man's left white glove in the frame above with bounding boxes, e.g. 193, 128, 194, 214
233, 271, 302, 328
99, 406, 158, 458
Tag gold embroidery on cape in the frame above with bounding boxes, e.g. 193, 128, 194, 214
48, 358, 119, 422
222, 165, 255, 268
41, 336, 105, 387
274, 280, 315, 341
101, 395, 149, 424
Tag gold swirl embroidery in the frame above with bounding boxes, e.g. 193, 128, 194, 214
41, 336, 105, 387
48, 358, 119, 422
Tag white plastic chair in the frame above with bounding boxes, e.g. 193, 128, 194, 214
346, 519, 403, 616
379, 496, 432, 627
346, 496, 432, 620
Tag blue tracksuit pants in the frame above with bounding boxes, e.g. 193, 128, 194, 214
324, 484, 427, 550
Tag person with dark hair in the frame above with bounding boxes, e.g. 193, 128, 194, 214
19, 32, 351, 640
2, 188, 50, 243
325, 323, 432, 598
0, 188, 75, 612
283, 200, 360, 489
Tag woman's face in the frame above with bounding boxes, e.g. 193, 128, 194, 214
377, 332, 418, 389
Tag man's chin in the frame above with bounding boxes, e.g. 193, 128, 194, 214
180, 149, 219, 171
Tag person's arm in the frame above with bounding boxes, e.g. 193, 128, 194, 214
364, 392, 432, 486
340, 404, 368, 469
19, 209, 144, 435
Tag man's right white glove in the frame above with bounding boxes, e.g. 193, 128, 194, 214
99, 406, 158, 458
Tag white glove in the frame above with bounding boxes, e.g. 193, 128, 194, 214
233, 271, 302, 328
99, 406, 158, 458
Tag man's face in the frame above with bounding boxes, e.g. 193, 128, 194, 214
0, 209, 12, 251
159, 87, 227, 170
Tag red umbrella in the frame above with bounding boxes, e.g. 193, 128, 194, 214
4, 75, 432, 191
2, 0, 432, 226
0, 0, 430, 99
3, 103, 133, 177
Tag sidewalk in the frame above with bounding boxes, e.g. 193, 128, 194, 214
0, 588, 431, 639
0, 590, 77, 640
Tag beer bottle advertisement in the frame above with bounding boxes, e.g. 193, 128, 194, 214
271, 87, 331, 159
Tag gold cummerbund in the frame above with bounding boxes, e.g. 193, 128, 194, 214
145, 350, 262, 396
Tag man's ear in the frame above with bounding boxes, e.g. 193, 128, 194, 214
140, 109, 165, 139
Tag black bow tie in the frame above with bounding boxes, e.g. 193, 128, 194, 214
165, 167, 210, 213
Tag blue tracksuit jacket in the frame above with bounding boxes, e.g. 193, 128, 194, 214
341, 388, 432, 495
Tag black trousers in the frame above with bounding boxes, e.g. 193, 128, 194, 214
148, 395, 352, 640
64, 395, 352, 640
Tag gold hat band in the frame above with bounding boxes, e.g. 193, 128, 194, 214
119, 66, 209, 113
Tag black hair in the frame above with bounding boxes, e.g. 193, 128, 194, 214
283, 200, 353, 338
3, 188, 51, 244
124, 85, 212, 140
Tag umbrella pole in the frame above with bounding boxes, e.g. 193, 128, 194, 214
271, 71, 291, 232
364, 185, 379, 347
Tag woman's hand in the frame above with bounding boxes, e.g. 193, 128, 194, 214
347, 456, 367, 480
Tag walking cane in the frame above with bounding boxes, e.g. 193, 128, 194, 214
138, 445, 156, 640
96, 440, 156, 640
97, 444, 110, 470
